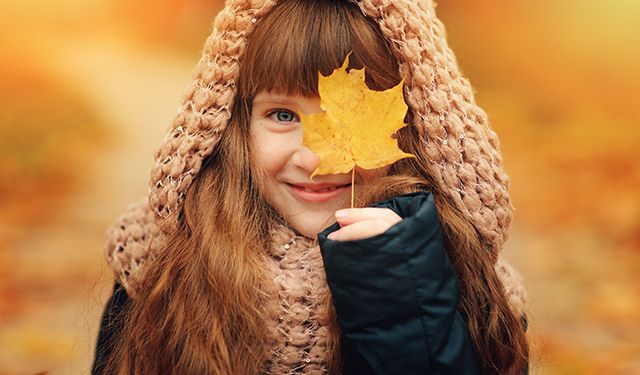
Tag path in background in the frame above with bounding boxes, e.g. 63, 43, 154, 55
0, 32, 194, 374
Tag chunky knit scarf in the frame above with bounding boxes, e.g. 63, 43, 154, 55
104, 0, 528, 373
105, 201, 526, 373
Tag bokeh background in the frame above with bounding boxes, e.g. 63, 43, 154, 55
1, 0, 638, 373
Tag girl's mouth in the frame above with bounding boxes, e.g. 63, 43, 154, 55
286, 183, 351, 203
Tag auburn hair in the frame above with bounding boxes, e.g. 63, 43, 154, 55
102, 0, 528, 373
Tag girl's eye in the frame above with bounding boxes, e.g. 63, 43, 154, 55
269, 109, 299, 124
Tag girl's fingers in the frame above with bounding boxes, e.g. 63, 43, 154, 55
334, 207, 401, 227
327, 219, 396, 242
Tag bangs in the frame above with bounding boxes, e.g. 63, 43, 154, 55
237, 0, 400, 99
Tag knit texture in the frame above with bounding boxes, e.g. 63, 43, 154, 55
105, 199, 526, 374
263, 225, 331, 374
104, 0, 527, 372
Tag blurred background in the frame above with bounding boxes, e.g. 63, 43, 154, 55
0, 0, 638, 373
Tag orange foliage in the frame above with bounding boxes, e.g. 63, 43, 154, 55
437, 0, 640, 246
0, 58, 106, 239
436, 2, 640, 373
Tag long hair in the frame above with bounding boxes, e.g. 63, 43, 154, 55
104, 0, 528, 373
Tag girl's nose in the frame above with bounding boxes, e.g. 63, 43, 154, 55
291, 146, 321, 175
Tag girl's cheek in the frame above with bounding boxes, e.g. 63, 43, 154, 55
258, 133, 297, 172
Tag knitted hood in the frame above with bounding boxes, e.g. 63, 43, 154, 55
105, 0, 521, 307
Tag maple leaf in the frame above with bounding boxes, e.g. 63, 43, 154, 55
300, 55, 414, 181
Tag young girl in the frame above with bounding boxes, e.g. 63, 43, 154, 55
94, 0, 529, 374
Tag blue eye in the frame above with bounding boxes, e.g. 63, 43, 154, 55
269, 109, 298, 123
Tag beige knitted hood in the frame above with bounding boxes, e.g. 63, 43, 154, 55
104, 0, 525, 313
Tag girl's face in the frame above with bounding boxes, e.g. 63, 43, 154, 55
250, 91, 388, 238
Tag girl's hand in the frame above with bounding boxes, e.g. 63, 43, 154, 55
327, 208, 402, 241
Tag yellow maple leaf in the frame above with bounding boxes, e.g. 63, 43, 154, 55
300, 55, 415, 180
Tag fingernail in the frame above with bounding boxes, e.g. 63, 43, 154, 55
327, 233, 337, 240
335, 210, 347, 219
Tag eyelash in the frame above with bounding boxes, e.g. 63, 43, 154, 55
267, 109, 300, 124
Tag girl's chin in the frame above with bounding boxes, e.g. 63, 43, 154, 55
288, 215, 337, 239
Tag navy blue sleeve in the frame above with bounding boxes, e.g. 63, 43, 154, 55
92, 282, 130, 375
318, 191, 480, 375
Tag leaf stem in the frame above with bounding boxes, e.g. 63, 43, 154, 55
351, 168, 355, 208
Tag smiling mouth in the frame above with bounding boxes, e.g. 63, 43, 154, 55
288, 184, 350, 192
285, 183, 351, 203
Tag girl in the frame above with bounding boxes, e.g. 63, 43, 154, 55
94, 0, 529, 374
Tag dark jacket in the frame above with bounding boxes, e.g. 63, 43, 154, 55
92, 282, 129, 375
318, 191, 480, 374
93, 191, 480, 374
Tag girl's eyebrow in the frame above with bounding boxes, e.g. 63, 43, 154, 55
253, 94, 299, 106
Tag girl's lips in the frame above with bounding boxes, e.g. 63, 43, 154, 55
286, 183, 351, 203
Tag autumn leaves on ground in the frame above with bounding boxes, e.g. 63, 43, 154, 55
0, 0, 638, 373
